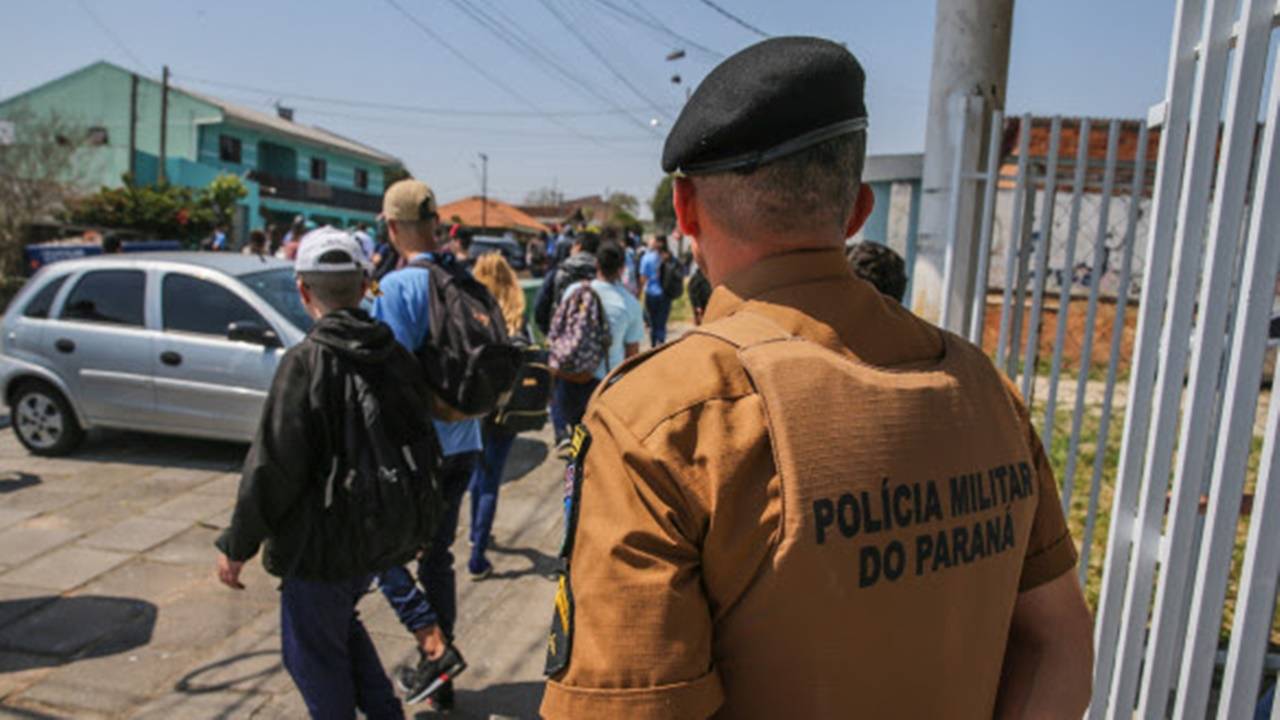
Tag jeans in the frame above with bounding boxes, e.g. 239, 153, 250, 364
554, 377, 599, 432
279, 575, 403, 720
376, 451, 478, 640
645, 293, 672, 345
550, 378, 569, 445
468, 424, 517, 569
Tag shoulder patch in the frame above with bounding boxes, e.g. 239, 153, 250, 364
547, 424, 590, 677
544, 572, 575, 676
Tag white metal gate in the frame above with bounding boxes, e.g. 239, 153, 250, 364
942, 0, 1280, 716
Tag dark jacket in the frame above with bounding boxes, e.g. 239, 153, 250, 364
533, 251, 597, 334
215, 307, 433, 581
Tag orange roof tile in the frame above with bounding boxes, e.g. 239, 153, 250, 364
437, 196, 549, 234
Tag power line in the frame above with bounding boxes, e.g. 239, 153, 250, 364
381, 0, 617, 148
172, 73, 676, 119
74, 0, 147, 71
697, 0, 770, 38
589, 0, 724, 61
444, 0, 659, 135
538, 0, 671, 122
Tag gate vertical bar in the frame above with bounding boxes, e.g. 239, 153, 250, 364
1139, 0, 1274, 713
1079, 122, 1149, 586
1088, 0, 1203, 714
996, 114, 1032, 372
1173, 43, 1280, 720
1019, 116, 1062, 407
1060, 120, 1120, 517
1218, 360, 1280, 717
1108, 0, 1236, 712
1007, 162, 1039, 378
1040, 117, 1092, 450
968, 110, 1005, 344
903, 181, 923, 310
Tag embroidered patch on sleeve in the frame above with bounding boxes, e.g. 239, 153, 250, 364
559, 424, 591, 559
544, 571, 575, 676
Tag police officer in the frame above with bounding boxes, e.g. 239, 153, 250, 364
540, 37, 1093, 719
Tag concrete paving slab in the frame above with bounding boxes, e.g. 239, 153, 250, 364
0, 547, 131, 592
13, 675, 145, 718
80, 517, 189, 553
130, 689, 269, 720
77, 559, 204, 603
0, 651, 55, 700
190, 473, 240, 498
146, 581, 272, 653
31, 644, 198, 715
38, 497, 140, 537
0, 510, 35, 533
144, 492, 234, 523
144, 525, 221, 566
0, 584, 55, 628
0, 487, 80, 515
0, 594, 155, 658
0, 525, 78, 567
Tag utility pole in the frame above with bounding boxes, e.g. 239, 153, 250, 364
128, 73, 138, 182
159, 65, 170, 184
913, 0, 1013, 330
479, 152, 489, 230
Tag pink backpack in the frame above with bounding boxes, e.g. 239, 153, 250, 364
547, 282, 612, 383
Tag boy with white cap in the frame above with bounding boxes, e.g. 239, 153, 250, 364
215, 227, 439, 719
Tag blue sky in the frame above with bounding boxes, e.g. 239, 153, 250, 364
3, 1, 1174, 210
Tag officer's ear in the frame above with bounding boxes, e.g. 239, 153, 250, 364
844, 183, 876, 239
673, 177, 701, 239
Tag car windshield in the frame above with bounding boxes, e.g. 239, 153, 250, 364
240, 268, 312, 331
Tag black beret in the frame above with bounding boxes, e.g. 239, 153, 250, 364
661, 36, 867, 175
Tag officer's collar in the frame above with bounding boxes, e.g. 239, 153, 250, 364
704, 247, 853, 323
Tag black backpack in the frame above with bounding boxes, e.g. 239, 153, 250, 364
660, 257, 685, 300
320, 367, 443, 574
492, 331, 552, 434
409, 257, 523, 417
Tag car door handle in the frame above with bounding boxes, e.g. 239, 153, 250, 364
54, 338, 75, 354
160, 351, 183, 366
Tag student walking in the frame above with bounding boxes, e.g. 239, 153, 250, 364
467, 253, 529, 577
215, 227, 439, 720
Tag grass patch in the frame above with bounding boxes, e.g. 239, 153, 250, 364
1045, 406, 1276, 645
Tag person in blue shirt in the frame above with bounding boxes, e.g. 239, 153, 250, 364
557, 241, 644, 426
371, 179, 478, 711
639, 234, 673, 345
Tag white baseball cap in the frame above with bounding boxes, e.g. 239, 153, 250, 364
294, 226, 369, 273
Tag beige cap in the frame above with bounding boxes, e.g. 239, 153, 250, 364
382, 179, 438, 222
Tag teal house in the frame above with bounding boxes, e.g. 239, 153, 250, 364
0, 61, 402, 235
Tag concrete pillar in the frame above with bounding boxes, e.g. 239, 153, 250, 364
913, 0, 1014, 329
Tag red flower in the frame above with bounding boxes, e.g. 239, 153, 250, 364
176, 207, 190, 225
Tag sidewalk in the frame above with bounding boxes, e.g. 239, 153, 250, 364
0, 426, 563, 719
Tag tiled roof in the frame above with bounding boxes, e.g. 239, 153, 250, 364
1000, 116, 1161, 193
438, 196, 549, 234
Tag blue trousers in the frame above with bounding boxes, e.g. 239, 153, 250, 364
279, 575, 402, 720
554, 377, 599, 432
645, 293, 672, 345
469, 424, 517, 567
376, 451, 478, 639
550, 378, 569, 445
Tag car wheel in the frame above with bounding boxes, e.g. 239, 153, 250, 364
11, 381, 83, 456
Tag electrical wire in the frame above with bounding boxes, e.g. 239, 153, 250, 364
697, 0, 770, 38
172, 73, 676, 119
537, 0, 672, 122
591, 0, 723, 60
444, 0, 659, 135
381, 0, 617, 149
74, 0, 147, 71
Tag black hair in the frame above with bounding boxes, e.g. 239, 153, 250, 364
596, 241, 625, 279
846, 241, 907, 302
575, 231, 601, 256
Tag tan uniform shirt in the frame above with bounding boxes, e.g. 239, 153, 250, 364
540, 248, 1076, 719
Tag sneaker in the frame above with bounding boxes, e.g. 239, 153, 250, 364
396, 646, 467, 705
427, 680, 454, 712
468, 556, 493, 580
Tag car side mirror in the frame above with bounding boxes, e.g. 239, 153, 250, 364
227, 320, 281, 348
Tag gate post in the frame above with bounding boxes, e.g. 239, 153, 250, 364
914, 0, 1014, 330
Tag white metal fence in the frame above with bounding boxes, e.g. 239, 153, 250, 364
942, 0, 1280, 716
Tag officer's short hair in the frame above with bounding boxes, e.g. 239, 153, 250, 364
692, 132, 866, 243
846, 240, 907, 303
597, 241, 625, 279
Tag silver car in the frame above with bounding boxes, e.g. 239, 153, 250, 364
0, 252, 311, 455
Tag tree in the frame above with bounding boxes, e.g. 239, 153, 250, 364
650, 175, 675, 233
605, 191, 639, 216
0, 108, 88, 276
68, 174, 248, 245
384, 165, 411, 188
524, 187, 565, 207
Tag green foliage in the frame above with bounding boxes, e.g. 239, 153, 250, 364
68, 174, 247, 244
0, 107, 88, 276
651, 175, 675, 233
383, 165, 411, 188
